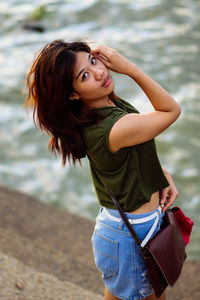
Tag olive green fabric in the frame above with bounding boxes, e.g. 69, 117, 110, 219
82, 98, 169, 212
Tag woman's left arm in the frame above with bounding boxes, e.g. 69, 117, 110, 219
160, 168, 179, 212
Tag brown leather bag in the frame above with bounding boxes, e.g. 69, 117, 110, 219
106, 186, 187, 298
141, 209, 186, 297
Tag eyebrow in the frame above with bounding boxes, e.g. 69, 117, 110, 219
76, 53, 91, 80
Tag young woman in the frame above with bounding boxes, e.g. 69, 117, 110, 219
25, 40, 181, 300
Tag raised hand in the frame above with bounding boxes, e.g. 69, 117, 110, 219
91, 45, 134, 75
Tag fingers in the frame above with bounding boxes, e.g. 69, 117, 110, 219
94, 53, 110, 67
91, 45, 132, 74
162, 195, 173, 212
160, 187, 178, 212
91, 46, 116, 64
160, 188, 169, 205
91, 46, 111, 68
91, 45, 113, 58
160, 168, 179, 212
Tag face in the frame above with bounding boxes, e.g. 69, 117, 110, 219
71, 51, 114, 107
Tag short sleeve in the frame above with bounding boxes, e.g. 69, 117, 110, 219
105, 109, 127, 154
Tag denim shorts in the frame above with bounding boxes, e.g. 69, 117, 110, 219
91, 206, 165, 300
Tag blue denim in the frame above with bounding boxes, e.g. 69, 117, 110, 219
91, 206, 165, 300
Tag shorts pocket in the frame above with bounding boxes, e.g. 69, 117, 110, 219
91, 229, 119, 279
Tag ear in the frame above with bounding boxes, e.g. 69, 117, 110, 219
69, 91, 80, 101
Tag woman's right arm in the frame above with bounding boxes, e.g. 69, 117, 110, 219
91, 46, 181, 153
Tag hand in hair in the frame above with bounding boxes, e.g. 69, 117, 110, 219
91, 46, 134, 75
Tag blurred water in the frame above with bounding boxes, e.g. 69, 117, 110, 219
0, 0, 199, 260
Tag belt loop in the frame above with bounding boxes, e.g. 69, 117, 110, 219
118, 219, 123, 229
158, 204, 164, 219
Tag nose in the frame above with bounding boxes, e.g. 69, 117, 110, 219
93, 68, 104, 81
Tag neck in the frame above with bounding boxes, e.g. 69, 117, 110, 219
82, 97, 116, 111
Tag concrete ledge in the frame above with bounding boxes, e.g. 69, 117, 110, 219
0, 251, 103, 300
0, 186, 199, 299
0, 185, 104, 294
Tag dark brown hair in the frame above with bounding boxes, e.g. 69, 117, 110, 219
25, 39, 115, 165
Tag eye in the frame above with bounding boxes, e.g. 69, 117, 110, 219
91, 57, 96, 64
82, 72, 88, 81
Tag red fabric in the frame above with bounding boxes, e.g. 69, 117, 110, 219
172, 207, 194, 246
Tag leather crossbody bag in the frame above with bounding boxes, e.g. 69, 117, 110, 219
105, 186, 193, 298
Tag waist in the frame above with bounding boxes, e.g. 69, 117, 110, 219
102, 205, 163, 225
129, 190, 160, 214
96, 205, 164, 247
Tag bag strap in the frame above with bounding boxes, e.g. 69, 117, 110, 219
105, 185, 142, 247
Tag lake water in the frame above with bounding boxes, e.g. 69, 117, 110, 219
0, 0, 199, 260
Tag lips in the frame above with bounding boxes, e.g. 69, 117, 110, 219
102, 76, 111, 88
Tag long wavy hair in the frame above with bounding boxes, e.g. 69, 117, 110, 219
25, 39, 116, 165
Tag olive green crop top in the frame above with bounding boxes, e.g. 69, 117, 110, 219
82, 98, 169, 212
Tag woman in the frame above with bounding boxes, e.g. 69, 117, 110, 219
25, 40, 181, 300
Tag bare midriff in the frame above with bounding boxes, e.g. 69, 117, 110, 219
130, 191, 160, 214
